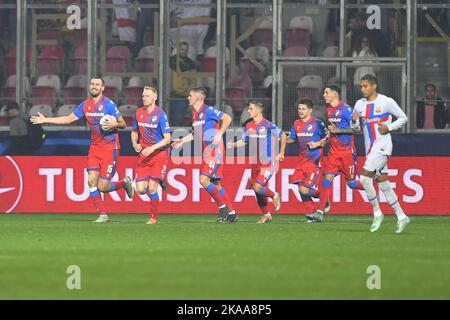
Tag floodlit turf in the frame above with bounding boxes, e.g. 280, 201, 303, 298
0, 213, 449, 299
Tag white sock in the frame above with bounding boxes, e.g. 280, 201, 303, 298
377, 181, 407, 220
360, 175, 381, 216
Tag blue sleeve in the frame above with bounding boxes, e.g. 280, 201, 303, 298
106, 100, 121, 119
318, 120, 327, 139
133, 116, 138, 130
341, 106, 353, 128
270, 123, 283, 139
205, 106, 224, 122
242, 128, 249, 143
159, 112, 171, 134
289, 124, 297, 140
73, 102, 85, 119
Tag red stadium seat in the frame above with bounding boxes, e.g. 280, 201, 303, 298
103, 87, 119, 103
239, 47, 269, 83
250, 16, 273, 51
287, 16, 313, 48
225, 73, 252, 112
63, 87, 86, 105
134, 46, 155, 72
32, 86, 57, 107
68, 45, 87, 75
283, 46, 308, 80
106, 46, 131, 72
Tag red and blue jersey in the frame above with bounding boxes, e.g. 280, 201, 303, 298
73, 95, 121, 150
243, 118, 283, 165
289, 117, 327, 166
326, 101, 355, 155
133, 105, 171, 155
192, 104, 224, 149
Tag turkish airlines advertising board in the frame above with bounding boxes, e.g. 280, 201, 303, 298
0, 156, 448, 214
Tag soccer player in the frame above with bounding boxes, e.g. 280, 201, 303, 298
286, 99, 328, 215
172, 87, 237, 222
228, 101, 286, 223
131, 86, 171, 225
30, 76, 134, 223
352, 74, 410, 233
307, 85, 364, 223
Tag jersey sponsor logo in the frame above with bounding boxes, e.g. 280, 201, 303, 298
248, 134, 268, 138
328, 117, 342, 123
361, 117, 387, 124
85, 112, 105, 117
297, 132, 314, 137
193, 120, 205, 127
138, 122, 158, 128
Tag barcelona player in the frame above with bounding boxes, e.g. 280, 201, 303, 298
353, 74, 410, 233
131, 86, 171, 224
30, 76, 134, 223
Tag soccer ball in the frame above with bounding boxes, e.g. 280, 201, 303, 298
99, 114, 117, 132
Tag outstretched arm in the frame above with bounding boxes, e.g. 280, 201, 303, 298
30, 112, 79, 125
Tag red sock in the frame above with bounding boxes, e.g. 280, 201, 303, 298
318, 180, 333, 211
219, 188, 234, 211
206, 183, 225, 207
149, 192, 159, 219
90, 191, 106, 214
109, 180, 125, 191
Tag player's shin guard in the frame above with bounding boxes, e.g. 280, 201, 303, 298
108, 180, 125, 192
256, 187, 274, 199
148, 192, 159, 219
255, 193, 271, 214
347, 179, 364, 190
301, 194, 315, 213
89, 187, 106, 214
377, 181, 407, 220
318, 179, 332, 211
205, 183, 225, 207
360, 175, 382, 216
219, 188, 234, 211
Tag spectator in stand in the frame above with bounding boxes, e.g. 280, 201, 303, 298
416, 83, 448, 129
3, 101, 29, 155
169, 41, 197, 126
352, 35, 377, 97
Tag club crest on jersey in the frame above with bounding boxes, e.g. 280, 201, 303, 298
259, 127, 266, 134
307, 125, 313, 131
140, 114, 144, 120
152, 115, 157, 122
98, 105, 104, 111
334, 110, 340, 117
199, 113, 203, 120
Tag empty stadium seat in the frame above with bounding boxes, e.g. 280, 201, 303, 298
239, 46, 270, 83
57, 104, 77, 117
104, 76, 123, 92
63, 75, 87, 105
225, 72, 252, 112
250, 16, 273, 51
287, 16, 313, 48
68, 45, 87, 75
134, 46, 155, 72
118, 104, 138, 126
106, 46, 131, 72
283, 46, 309, 80
4, 47, 32, 77
323, 46, 339, 57
202, 46, 230, 72
123, 77, 145, 106
29, 104, 53, 117
36, 45, 64, 75
297, 75, 323, 103
103, 87, 119, 103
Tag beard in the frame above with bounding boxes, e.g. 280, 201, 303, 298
90, 90, 101, 98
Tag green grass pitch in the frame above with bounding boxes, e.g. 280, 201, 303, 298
0, 214, 449, 299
